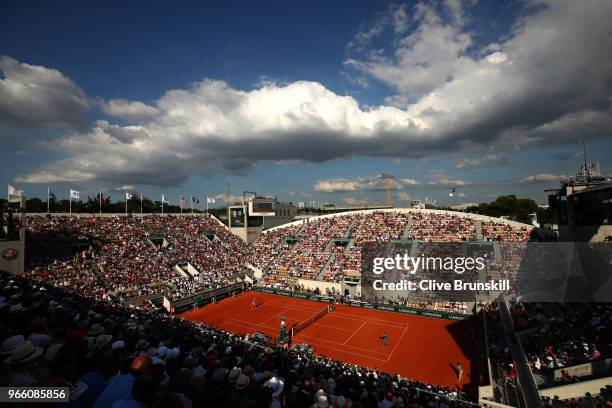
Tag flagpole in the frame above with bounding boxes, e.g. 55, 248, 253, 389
140, 193, 143, 215
190, 197, 193, 214
206, 194, 209, 213
69, 187, 72, 215
161, 195, 164, 215
99, 191, 102, 215
180, 196, 183, 214
125, 195, 128, 215
47, 186, 50, 213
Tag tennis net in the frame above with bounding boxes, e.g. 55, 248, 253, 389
290, 306, 331, 338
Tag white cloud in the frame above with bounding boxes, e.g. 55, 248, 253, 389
519, 173, 567, 184
214, 193, 242, 203
454, 158, 481, 168
426, 178, 468, 188
0, 55, 89, 130
314, 176, 420, 193
396, 191, 412, 201
101, 99, 160, 121
346, 1, 474, 101
11, 1, 612, 187
341, 197, 371, 207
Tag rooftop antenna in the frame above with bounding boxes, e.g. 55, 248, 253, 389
582, 140, 589, 186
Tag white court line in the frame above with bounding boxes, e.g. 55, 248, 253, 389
264, 300, 412, 326
305, 340, 391, 363
296, 333, 391, 361
296, 332, 391, 357
343, 320, 367, 345
263, 300, 410, 333
228, 317, 277, 332
307, 321, 355, 333
210, 318, 392, 361
386, 323, 410, 362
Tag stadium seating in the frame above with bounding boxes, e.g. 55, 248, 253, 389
0, 272, 476, 407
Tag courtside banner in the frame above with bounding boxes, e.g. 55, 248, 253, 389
252, 287, 468, 320
360, 242, 612, 303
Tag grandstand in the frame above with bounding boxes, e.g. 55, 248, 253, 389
0, 208, 610, 408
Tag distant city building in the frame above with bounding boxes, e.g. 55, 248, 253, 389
547, 162, 612, 242
450, 202, 478, 211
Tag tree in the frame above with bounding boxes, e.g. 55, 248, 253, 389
466, 195, 542, 224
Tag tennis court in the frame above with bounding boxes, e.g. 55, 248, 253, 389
181, 291, 482, 390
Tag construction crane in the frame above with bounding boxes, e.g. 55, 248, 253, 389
378, 173, 395, 208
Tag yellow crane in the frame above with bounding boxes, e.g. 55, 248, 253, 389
378, 173, 395, 207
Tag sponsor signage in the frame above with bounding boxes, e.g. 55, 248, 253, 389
1, 248, 19, 260
253, 287, 468, 321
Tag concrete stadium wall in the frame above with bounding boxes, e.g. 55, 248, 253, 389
539, 377, 612, 400
264, 208, 535, 234
297, 278, 342, 293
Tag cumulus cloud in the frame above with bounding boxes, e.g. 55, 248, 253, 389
341, 197, 371, 207
0, 56, 89, 130
346, 0, 612, 142
13, 0, 612, 187
101, 99, 160, 121
426, 178, 469, 188
453, 153, 507, 168
314, 176, 420, 192
396, 191, 412, 201
454, 158, 481, 169
519, 173, 567, 184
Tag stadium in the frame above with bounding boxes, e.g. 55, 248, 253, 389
1, 193, 611, 407
2, 1, 612, 407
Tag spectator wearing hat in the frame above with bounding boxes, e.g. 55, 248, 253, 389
0, 334, 25, 358
313, 394, 329, 408
2, 341, 43, 386
225, 373, 255, 408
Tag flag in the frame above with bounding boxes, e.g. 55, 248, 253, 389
161, 194, 168, 203
48, 189, 56, 200
180, 196, 187, 206
207, 197, 216, 204
191, 196, 200, 204
449, 188, 456, 197
125, 192, 133, 200
70, 189, 80, 200
8, 185, 24, 197
101, 193, 110, 205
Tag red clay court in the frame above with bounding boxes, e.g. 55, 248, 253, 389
181, 291, 481, 390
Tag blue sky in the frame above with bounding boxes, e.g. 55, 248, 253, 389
1, 0, 611, 207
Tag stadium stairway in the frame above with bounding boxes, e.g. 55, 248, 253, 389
90, 261, 112, 291
476, 221, 484, 241
316, 252, 336, 280
401, 214, 413, 239
343, 218, 357, 239
497, 295, 542, 408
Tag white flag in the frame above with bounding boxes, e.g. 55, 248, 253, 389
125, 192, 133, 200
70, 189, 80, 200
161, 194, 168, 203
207, 197, 216, 204
8, 185, 24, 197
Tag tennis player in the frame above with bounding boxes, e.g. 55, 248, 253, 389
252, 297, 257, 310
380, 331, 388, 347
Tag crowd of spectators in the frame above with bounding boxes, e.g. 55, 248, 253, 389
5, 211, 610, 407
254, 212, 533, 289
25, 215, 248, 302
511, 303, 611, 383
0, 272, 479, 408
